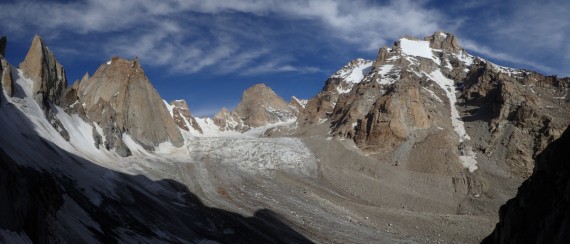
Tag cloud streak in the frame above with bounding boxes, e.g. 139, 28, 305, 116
0, 0, 567, 77
0, 0, 446, 75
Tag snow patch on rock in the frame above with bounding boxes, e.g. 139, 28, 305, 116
426, 70, 478, 172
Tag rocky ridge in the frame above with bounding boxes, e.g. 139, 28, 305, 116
289, 96, 308, 115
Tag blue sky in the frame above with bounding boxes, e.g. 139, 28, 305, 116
1, 0, 568, 116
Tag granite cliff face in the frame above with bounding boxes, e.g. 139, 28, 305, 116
67, 57, 184, 156
484, 126, 570, 243
19, 35, 67, 107
17, 35, 70, 140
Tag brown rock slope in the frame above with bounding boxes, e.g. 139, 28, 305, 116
213, 107, 246, 131
66, 57, 184, 156
484, 126, 570, 244
298, 58, 373, 125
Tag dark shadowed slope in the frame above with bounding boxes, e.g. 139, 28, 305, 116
0, 82, 312, 243
484, 126, 570, 243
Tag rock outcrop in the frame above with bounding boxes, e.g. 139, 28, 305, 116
484, 126, 570, 243
170, 99, 202, 133
0, 35, 13, 98
70, 57, 184, 156
289, 96, 307, 115
298, 59, 373, 125
424, 31, 462, 53
213, 107, 246, 132
19, 35, 67, 107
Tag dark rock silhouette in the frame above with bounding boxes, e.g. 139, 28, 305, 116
484, 126, 570, 243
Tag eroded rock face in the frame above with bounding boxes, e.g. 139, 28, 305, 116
74, 57, 184, 155
484, 126, 570, 243
213, 107, 247, 132
461, 60, 570, 177
17, 35, 69, 140
170, 99, 202, 133
353, 82, 430, 150
233, 83, 296, 127
424, 31, 462, 53
19, 35, 67, 107
298, 59, 373, 125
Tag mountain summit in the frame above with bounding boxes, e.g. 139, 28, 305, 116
67, 57, 184, 155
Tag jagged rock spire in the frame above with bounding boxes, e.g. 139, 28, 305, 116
76, 57, 184, 155
19, 35, 67, 106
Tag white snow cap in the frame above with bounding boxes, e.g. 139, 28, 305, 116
399, 38, 434, 60
331, 58, 373, 84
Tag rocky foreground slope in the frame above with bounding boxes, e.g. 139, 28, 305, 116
0, 32, 569, 243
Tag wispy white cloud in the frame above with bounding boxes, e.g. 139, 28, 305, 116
1, 0, 566, 77
243, 61, 324, 76
461, 39, 557, 74
0, 0, 446, 75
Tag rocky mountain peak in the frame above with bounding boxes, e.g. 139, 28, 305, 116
233, 83, 296, 128
169, 99, 202, 133
19, 35, 67, 106
73, 57, 184, 156
424, 31, 462, 53
213, 107, 246, 131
